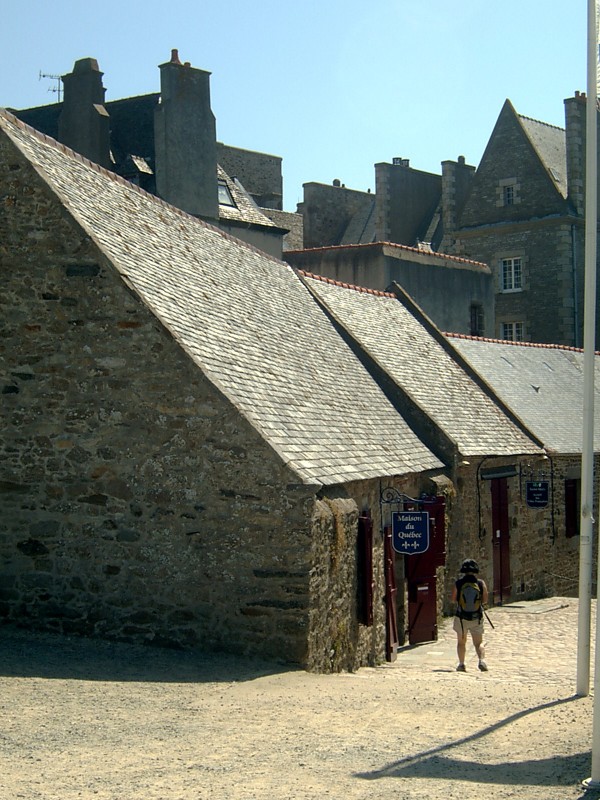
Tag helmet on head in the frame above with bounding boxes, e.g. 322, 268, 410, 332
460, 559, 479, 574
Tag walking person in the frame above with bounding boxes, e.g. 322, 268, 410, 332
452, 559, 489, 672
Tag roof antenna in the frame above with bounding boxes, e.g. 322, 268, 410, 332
38, 70, 62, 102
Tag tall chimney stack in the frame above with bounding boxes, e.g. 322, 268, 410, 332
154, 50, 218, 219
58, 58, 111, 169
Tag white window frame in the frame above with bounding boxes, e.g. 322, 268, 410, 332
501, 322, 524, 341
500, 257, 523, 293
496, 177, 520, 207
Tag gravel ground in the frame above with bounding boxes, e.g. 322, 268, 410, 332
1, 599, 598, 800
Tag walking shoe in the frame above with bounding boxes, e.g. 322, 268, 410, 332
456, 663, 466, 672
478, 660, 488, 672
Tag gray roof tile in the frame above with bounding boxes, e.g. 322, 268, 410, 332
301, 275, 541, 458
446, 335, 600, 454
1, 109, 443, 486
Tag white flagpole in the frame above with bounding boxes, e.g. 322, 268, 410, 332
577, 0, 598, 701
581, 0, 599, 790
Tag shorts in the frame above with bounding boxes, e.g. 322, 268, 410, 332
453, 616, 484, 637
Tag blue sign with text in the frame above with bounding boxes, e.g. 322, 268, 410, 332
392, 511, 430, 554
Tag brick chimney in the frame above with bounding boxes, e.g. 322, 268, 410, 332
153, 50, 218, 220
58, 58, 111, 169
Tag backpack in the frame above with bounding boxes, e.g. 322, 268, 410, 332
457, 577, 482, 620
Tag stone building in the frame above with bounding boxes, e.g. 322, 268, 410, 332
298, 94, 599, 348
298, 274, 570, 615
288, 164, 495, 337
444, 96, 597, 348
287, 244, 494, 336
2, 106, 594, 668
445, 333, 600, 600
0, 108, 447, 672
10, 52, 291, 259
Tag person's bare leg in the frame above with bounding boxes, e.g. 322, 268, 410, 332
456, 633, 467, 669
472, 632, 487, 670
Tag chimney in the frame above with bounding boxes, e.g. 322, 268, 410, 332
58, 58, 111, 169
153, 50, 218, 219
440, 155, 475, 247
564, 91, 588, 217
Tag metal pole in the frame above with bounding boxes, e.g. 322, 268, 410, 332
581, 0, 600, 792
577, 0, 598, 703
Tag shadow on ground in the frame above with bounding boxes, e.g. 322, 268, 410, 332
0, 622, 296, 683
356, 696, 589, 787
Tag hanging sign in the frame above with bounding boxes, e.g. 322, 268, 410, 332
392, 511, 430, 554
526, 480, 549, 508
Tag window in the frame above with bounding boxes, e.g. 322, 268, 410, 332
565, 479, 581, 538
501, 257, 522, 292
496, 178, 520, 207
501, 322, 524, 341
469, 303, 485, 336
218, 180, 236, 207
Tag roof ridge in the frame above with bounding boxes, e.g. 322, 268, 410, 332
288, 241, 488, 268
518, 113, 565, 134
0, 107, 285, 267
445, 331, 599, 355
297, 270, 396, 298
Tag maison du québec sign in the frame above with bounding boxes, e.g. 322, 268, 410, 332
392, 511, 430, 554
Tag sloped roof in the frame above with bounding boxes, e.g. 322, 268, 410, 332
0, 109, 443, 486
518, 114, 568, 198
446, 335, 600, 454
300, 273, 541, 459
217, 165, 276, 228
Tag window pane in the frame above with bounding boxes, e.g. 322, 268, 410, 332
513, 258, 522, 289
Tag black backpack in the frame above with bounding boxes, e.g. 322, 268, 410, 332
457, 577, 482, 620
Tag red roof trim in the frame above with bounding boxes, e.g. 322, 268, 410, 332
297, 270, 396, 298
445, 331, 600, 355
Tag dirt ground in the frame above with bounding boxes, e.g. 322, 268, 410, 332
1, 599, 599, 800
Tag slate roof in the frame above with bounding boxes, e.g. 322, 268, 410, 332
518, 114, 568, 198
300, 273, 542, 459
446, 335, 600, 454
217, 165, 277, 229
11, 96, 277, 232
0, 109, 443, 486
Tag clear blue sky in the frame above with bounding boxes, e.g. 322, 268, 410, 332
0, 1, 589, 211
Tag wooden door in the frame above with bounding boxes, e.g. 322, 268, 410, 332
491, 477, 511, 604
383, 527, 398, 661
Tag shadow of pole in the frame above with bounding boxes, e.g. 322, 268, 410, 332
356, 695, 585, 783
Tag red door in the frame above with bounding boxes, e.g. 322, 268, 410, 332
383, 527, 399, 661
405, 496, 446, 645
491, 478, 511, 604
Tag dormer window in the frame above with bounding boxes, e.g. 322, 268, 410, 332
218, 180, 236, 207
504, 185, 515, 205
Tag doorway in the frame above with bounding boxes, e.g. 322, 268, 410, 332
490, 477, 511, 604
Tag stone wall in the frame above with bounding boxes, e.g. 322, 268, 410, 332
375, 161, 441, 246
0, 135, 319, 663
217, 143, 282, 210
455, 219, 584, 346
306, 474, 431, 672
299, 182, 374, 249
442, 454, 599, 612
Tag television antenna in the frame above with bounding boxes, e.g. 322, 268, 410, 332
38, 70, 62, 102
